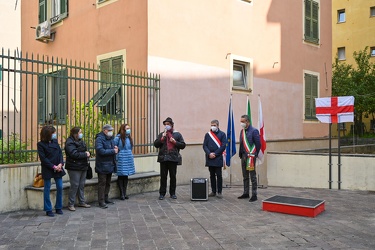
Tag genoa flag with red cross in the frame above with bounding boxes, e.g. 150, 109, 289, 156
315, 96, 354, 124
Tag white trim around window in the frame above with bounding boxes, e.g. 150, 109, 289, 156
229, 54, 253, 93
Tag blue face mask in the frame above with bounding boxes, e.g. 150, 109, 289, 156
78, 133, 83, 139
51, 133, 57, 140
126, 129, 131, 135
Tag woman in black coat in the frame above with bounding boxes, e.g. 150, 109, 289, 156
64, 127, 91, 211
37, 125, 65, 217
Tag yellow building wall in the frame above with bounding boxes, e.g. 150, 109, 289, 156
332, 0, 375, 135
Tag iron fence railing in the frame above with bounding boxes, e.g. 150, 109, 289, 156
0, 48, 160, 164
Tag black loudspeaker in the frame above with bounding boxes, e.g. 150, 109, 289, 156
190, 178, 208, 201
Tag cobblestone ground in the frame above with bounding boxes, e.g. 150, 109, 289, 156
0, 184, 374, 249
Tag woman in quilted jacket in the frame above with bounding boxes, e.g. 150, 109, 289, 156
114, 124, 135, 200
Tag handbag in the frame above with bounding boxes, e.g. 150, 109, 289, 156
177, 153, 182, 166
32, 171, 44, 188
86, 162, 93, 180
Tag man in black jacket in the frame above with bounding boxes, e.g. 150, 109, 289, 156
154, 117, 186, 200
95, 124, 118, 208
203, 119, 227, 198
238, 115, 261, 202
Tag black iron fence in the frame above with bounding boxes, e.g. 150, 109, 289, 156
0, 48, 160, 164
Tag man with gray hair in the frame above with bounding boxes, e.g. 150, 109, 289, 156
203, 119, 227, 198
95, 124, 118, 208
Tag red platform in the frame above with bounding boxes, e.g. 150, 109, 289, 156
262, 195, 325, 217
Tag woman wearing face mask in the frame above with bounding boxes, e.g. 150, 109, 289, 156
64, 127, 91, 211
37, 125, 65, 217
114, 124, 135, 200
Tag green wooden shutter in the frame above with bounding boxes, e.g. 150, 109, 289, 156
304, 0, 319, 44
100, 60, 111, 88
112, 56, 123, 85
312, 1, 319, 42
305, 74, 312, 119
38, 75, 46, 124
39, 0, 47, 23
304, 0, 311, 41
311, 75, 318, 117
57, 69, 67, 124
60, 0, 68, 15
305, 73, 318, 120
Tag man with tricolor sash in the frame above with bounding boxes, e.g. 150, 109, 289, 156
203, 119, 227, 199
238, 115, 261, 202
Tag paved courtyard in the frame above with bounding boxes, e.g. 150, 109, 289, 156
0, 184, 374, 249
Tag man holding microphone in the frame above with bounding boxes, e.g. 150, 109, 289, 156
95, 124, 119, 208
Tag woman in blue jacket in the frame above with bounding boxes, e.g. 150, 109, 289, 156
114, 124, 135, 200
37, 125, 65, 217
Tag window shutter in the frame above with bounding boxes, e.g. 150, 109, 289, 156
304, 0, 311, 40
39, 0, 46, 23
60, 0, 68, 15
57, 69, 67, 124
305, 73, 318, 120
311, 75, 318, 117
305, 74, 312, 119
38, 75, 46, 124
100, 60, 111, 88
312, 2, 319, 42
112, 56, 123, 85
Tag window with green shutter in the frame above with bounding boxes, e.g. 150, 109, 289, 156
304, 0, 319, 44
87, 56, 123, 117
37, 69, 68, 124
39, 0, 47, 23
38, 0, 68, 24
305, 73, 318, 120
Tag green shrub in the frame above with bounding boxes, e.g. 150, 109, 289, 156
0, 133, 37, 164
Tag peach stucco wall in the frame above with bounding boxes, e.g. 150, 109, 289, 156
21, 0, 148, 71
148, 0, 332, 141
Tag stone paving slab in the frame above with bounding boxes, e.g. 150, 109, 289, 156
0, 184, 375, 249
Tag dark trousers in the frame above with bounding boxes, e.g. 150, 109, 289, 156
208, 166, 222, 194
241, 156, 257, 196
98, 173, 112, 204
159, 161, 177, 196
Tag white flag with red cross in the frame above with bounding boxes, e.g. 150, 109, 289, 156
315, 96, 355, 124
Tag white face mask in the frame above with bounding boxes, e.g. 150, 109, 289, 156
165, 125, 172, 131
107, 131, 113, 137
211, 126, 218, 132
240, 122, 247, 129
78, 133, 83, 139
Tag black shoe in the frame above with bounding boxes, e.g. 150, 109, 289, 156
124, 196, 129, 200
238, 194, 250, 199
46, 211, 54, 217
249, 195, 258, 202
120, 196, 126, 200
99, 203, 108, 209
159, 195, 164, 200
170, 195, 177, 199
105, 199, 115, 205
55, 209, 63, 215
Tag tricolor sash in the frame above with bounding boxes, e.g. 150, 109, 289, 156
208, 131, 226, 168
242, 129, 256, 171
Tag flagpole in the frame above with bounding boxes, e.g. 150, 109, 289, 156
329, 123, 332, 189
338, 123, 341, 190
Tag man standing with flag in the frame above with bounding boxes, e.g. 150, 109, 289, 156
238, 114, 261, 202
203, 119, 227, 198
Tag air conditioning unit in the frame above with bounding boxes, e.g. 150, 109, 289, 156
36, 21, 51, 41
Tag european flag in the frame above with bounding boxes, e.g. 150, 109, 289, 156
226, 97, 236, 166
